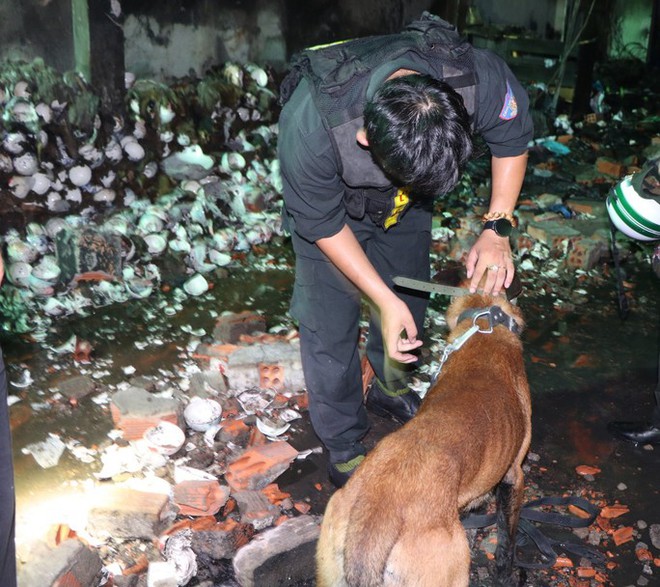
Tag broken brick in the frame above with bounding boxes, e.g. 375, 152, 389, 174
291, 392, 309, 411
361, 355, 375, 396
597, 516, 613, 532
612, 526, 634, 546
247, 426, 268, 447
233, 516, 321, 587
233, 490, 279, 531
571, 353, 595, 368
566, 237, 607, 270
190, 518, 256, 560
18, 539, 103, 587
596, 157, 626, 178
219, 418, 251, 445
526, 221, 581, 248
553, 556, 574, 568
600, 504, 630, 519
576, 567, 596, 578
261, 483, 291, 506
123, 554, 149, 576
576, 464, 601, 476
56, 228, 122, 284
294, 502, 311, 515
225, 441, 299, 491
173, 480, 230, 517
110, 386, 180, 441
87, 487, 172, 540
45, 524, 77, 548
635, 547, 653, 562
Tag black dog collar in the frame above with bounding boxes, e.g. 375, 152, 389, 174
456, 305, 521, 335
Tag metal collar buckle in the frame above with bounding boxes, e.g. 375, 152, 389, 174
456, 305, 520, 335
434, 305, 520, 381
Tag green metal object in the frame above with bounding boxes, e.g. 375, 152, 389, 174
72, 0, 91, 81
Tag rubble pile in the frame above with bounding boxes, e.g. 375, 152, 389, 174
17, 310, 321, 587
0, 58, 283, 336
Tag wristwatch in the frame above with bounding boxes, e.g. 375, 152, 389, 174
483, 217, 513, 237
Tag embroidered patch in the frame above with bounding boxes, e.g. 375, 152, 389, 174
499, 81, 518, 120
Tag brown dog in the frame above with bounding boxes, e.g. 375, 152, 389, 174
316, 291, 531, 587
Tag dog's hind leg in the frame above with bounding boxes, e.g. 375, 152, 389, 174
494, 466, 526, 587
316, 492, 350, 587
384, 522, 470, 587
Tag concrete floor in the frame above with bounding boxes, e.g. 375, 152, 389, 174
278, 260, 660, 587
5, 237, 659, 586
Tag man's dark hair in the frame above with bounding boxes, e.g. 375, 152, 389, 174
363, 74, 473, 196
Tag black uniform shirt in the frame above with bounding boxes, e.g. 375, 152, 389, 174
278, 47, 534, 243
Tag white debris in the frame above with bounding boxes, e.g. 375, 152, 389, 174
22, 433, 66, 468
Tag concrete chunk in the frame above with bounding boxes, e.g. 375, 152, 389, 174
57, 375, 97, 401
232, 516, 321, 587
110, 386, 181, 440
233, 490, 279, 531
87, 486, 172, 540
18, 538, 103, 587
223, 341, 305, 392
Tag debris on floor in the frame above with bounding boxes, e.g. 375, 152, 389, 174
2, 57, 660, 586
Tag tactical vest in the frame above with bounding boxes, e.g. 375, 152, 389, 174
279, 12, 478, 226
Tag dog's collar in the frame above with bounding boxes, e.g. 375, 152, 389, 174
455, 305, 521, 335
435, 305, 520, 378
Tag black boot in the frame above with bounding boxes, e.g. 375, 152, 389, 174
365, 379, 421, 424
328, 453, 365, 488
607, 421, 660, 445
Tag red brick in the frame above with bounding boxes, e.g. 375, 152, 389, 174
109, 404, 180, 441
596, 157, 626, 178
225, 441, 299, 491
53, 571, 82, 587
173, 480, 230, 516
565, 237, 607, 270
219, 418, 251, 444
259, 363, 285, 391
612, 526, 634, 546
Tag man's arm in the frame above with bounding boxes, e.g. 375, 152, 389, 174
466, 152, 528, 294
316, 225, 422, 363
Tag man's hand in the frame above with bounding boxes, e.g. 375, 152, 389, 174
380, 296, 423, 363
465, 229, 514, 295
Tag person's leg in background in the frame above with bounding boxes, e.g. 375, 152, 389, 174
0, 351, 17, 587
608, 352, 660, 445
609, 248, 660, 445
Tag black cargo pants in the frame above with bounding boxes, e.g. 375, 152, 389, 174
289, 203, 432, 463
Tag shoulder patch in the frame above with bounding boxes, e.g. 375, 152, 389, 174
499, 81, 518, 121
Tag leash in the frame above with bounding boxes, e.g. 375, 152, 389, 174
609, 221, 630, 320
461, 495, 606, 569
